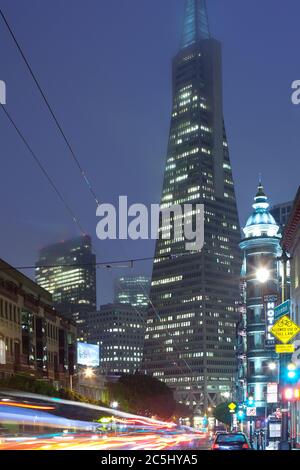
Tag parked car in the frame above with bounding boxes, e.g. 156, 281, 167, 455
211, 432, 253, 451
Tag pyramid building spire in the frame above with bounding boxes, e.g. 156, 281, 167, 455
181, 0, 210, 49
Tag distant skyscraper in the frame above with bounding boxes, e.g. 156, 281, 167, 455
142, 0, 242, 410
114, 275, 150, 309
271, 201, 293, 230
35, 235, 96, 339
88, 304, 145, 375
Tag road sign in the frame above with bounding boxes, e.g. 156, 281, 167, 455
271, 315, 300, 344
228, 402, 236, 413
246, 407, 257, 417
267, 383, 278, 404
274, 300, 291, 321
275, 344, 295, 354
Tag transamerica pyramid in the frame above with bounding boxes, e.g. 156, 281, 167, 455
142, 0, 242, 412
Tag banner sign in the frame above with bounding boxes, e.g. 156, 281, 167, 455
264, 294, 278, 350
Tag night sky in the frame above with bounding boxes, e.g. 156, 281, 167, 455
0, 0, 299, 306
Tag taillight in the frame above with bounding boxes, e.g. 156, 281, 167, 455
242, 443, 249, 449
212, 444, 219, 449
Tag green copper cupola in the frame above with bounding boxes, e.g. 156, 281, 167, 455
243, 181, 280, 239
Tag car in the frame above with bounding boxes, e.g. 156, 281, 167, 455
211, 432, 252, 451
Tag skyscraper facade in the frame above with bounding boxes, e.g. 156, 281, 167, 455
114, 275, 150, 309
142, 0, 242, 410
271, 201, 293, 231
239, 183, 281, 418
35, 235, 96, 339
88, 304, 145, 375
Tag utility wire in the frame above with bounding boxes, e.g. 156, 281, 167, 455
0, 8, 199, 389
111, 274, 199, 386
0, 7, 100, 206
0, 105, 86, 235
0, 254, 176, 272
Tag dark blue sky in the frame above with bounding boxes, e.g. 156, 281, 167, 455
0, 0, 299, 305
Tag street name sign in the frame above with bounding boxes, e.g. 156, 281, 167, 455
271, 315, 300, 344
274, 300, 290, 321
275, 344, 295, 354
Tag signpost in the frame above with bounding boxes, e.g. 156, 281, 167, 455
271, 316, 300, 345
270, 308, 300, 450
274, 300, 291, 321
228, 402, 237, 413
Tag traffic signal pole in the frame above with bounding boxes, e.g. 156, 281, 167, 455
278, 251, 290, 451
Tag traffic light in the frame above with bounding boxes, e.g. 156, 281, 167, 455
247, 395, 255, 406
237, 409, 245, 420
283, 387, 300, 401
287, 363, 297, 381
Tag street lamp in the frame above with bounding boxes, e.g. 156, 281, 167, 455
84, 367, 95, 379
256, 267, 270, 284
110, 401, 119, 409
268, 362, 277, 371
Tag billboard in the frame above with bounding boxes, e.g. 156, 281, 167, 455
77, 342, 99, 367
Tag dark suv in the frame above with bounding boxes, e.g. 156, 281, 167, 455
211, 432, 253, 451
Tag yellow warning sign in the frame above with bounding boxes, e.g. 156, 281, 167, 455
228, 402, 236, 411
275, 344, 295, 354
271, 315, 300, 344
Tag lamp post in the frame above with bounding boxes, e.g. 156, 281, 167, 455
278, 250, 291, 451
256, 266, 272, 437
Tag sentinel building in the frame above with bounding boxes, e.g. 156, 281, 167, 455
143, 0, 242, 410
239, 183, 281, 416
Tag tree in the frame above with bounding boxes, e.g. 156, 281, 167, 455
213, 401, 232, 427
107, 373, 176, 420
172, 401, 193, 420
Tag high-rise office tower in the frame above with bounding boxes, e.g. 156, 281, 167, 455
114, 275, 150, 309
142, 0, 242, 410
270, 201, 293, 231
88, 304, 145, 375
35, 235, 96, 339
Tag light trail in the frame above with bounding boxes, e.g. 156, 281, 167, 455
0, 401, 55, 411
0, 432, 202, 451
0, 392, 207, 450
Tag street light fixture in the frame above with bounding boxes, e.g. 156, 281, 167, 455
84, 367, 95, 378
110, 401, 119, 409
268, 362, 277, 371
256, 267, 270, 284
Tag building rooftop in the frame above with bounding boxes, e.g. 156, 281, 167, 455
243, 182, 280, 239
